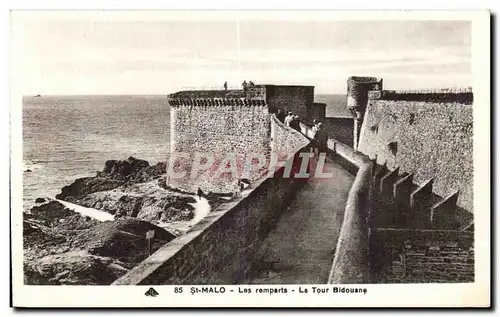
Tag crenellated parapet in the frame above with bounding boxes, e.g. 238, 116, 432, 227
168, 97, 267, 108
370, 162, 473, 231
368, 88, 473, 104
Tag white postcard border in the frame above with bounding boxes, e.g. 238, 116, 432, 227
9, 9, 491, 308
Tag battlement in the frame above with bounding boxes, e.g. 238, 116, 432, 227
348, 76, 383, 84
168, 86, 267, 100
368, 88, 473, 104
168, 84, 314, 116
168, 97, 267, 108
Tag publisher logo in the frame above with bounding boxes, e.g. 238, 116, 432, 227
145, 287, 159, 297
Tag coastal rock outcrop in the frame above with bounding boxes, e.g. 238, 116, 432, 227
24, 200, 176, 285
25, 157, 223, 285
24, 250, 128, 285
55, 177, 125, 202
75, 181, 196, 222
55, 157, 166, 202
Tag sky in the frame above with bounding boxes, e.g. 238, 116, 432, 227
12, 13, 472, 95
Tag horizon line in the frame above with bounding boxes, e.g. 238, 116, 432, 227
21, 92, 350, 97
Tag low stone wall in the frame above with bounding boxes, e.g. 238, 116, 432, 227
370, 228, 474, 283
300, 123, 372, 284
271, 115, 310, 162
113, 141, 312, 285
327, 141, 372, 284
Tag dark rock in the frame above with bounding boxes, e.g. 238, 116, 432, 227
25, 157, 203, 285
56, 177, 124, 202
103, 156, 149, 180
75, 190, 196, 221
35, 197, 46, 203
23, 212, 175, 285
25, 169, 32, 172
28, 201, 75, 226
71, 217, 176, 263
56, 158, 166, 201
23, 201, 99, 249
126, 161, 166, 184
24, 251, 127, 285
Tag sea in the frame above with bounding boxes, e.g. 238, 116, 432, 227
22, 94, 347, 210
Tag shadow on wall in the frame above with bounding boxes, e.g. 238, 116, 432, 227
357, 99, 473, 212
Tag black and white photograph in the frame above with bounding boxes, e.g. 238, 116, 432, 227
10, 9, 490, 308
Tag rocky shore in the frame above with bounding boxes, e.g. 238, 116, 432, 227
23, 157, 226, 285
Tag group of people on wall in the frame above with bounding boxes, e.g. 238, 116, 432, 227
222, 81, 256, 91
276, 109, 301, 132
276, 108, 328, 154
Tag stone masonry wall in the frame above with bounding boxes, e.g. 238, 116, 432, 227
323, 117, 354, 147
309, 102, 326, 125
370, 229, 474, 283
169, 100, 271, 194
113, 145, 312, 285
357, 99, 473, 212
265, 85, 314, 120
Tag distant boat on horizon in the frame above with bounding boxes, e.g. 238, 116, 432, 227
34, 94, 41, 98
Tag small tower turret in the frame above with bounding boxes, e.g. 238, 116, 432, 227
347, 76, 383, 149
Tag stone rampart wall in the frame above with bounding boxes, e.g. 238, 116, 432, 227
168, 99, 271, 193
358, 96, 473, 212
370, 228, 474, 283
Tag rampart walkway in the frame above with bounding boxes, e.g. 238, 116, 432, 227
244, 157, 354, 284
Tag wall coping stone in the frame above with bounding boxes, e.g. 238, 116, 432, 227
300, 122, 373, 284
368, 89, 473, 104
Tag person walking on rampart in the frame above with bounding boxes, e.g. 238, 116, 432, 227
284, 111, 294, 126
291, 115, 301, 132
276, 109, 286, 123
313, 122, 328, 155
312, 119, 318, 133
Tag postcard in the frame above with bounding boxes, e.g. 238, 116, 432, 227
10, 9, 490, 308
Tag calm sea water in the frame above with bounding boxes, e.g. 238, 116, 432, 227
22, 95, 171, 209
22, 94, 346, 210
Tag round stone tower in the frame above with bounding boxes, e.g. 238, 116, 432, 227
347, 76, 383, 149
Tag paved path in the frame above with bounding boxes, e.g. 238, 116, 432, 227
244, 157, 354, 284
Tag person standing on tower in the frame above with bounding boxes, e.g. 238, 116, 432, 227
223, 81, 228, 90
